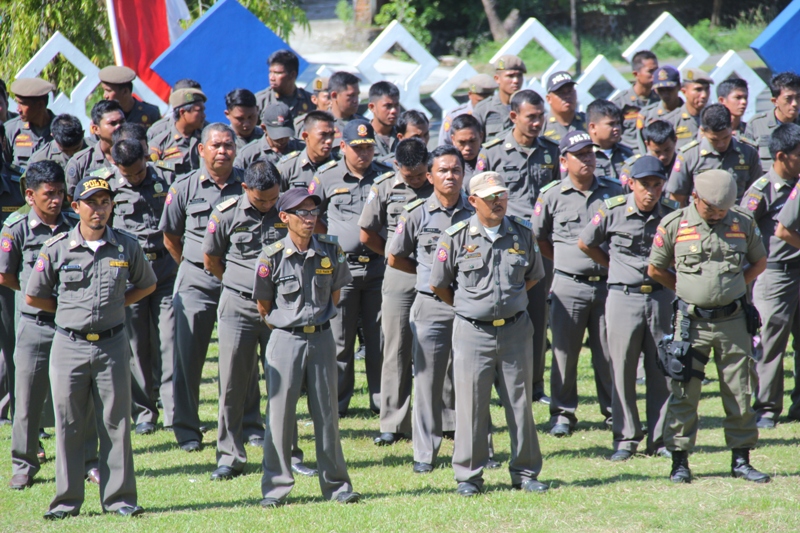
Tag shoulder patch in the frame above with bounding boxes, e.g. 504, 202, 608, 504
264, 241, 284, 257
45, 232, 68, 247
659, 209, 684, 228
317, 234, 338, 244
216, 197, 238, 212
374, 171, 394, 184
511, 215, 532, 229
482, 138, 502, 149
89, 167, 113, 179
2, 212, 24, 227
752, 177, 769, 191
679, 139, 699, 153
445, 220, 469, 236
155, 160, 176, 172
404, 198, 425, 212
660, 197, 680, 210
279, 150, 300, 163
318, 160, 338, 172
604, 195, 627, 209
540, 180, 560, 194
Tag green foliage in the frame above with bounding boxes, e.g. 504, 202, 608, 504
651, 16, 768, 61
335, 0, 354, 23
233, 0, 309, 40
374, 0, 444, 46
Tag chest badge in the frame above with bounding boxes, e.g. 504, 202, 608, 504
154, 183, 163, 193
320, 257, 332, 268
463, 244, 478, 253
544, 153, 552, 164
689, 244, 698, 253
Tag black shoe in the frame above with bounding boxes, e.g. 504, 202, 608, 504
114, 505, 144, 517
38, 428, 51, 439
670, 450, 691, 483
610, 449, 633, 462
199, 424, 210, 433
336, 491, 361, 504
354, 346, 366, 361
654, 448, 672, 459
702, 378, 712, 386
513, 479, 549, 493
549, 423, 571, 438
180, 440, 202, 452
43, 510, 78, 520
373, 432, 404, 446
635, 377, 646, 386
731, 449, 771, 483
413, 462, 433, 474
456, 482, 481, 497
135, 422, 156, 435
604, 417, 613, 429
532, 393, 551, 405
291, 463, 317, 477
756, 417, 776, 430
486, 458, 502, 469
260, 497, 284, 508
442, 430, 455, 440
247, 435, 265, 447
210, 466, 242, 481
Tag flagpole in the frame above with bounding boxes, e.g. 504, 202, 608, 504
106, 0, 124, 66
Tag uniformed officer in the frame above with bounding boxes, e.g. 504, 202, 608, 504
666, 104, 761, 205
611, 50, 659, 152
360, 138, 433, 445
29, 114, 86, 170
448, 114, 489, 182
587, 99, 634, 181
146, 79, 204, 143
109, 140, 176, 434
3, 78, 56, 166
578, 155, 676, 460
482, 89, 559, 402
531, 131, 623, 436
327, 71, 365, 146
65, 100, 126, 198
473, 55, 526, 142
368, 81, 400, 163
160, 123, 246, 452
754, 123, 800, 427
745, 72, 800, 169
620, 120, 677, 192
293, 76, 330, 135
203, 160, 291, 480
717, 78, 749, 138
310, 119, 390, 416
543, 71, 586, 144
397, 110, 431, 145
255, 188, 360, 507
224, 89, 264, 150
277, 110, 335, 191
235, 102, 305, 169
439, 74, 498, 146
430, 171, 549, 496
0, 162, 75, 489
648, 169, 769, 484
255, 50, 314, 121
661, 68, 713, 150
98, 66, 161, 129
26, 175, 157, 518
638, 66, 683, 131
148, 88, 207, 180
387, 145, 475, 469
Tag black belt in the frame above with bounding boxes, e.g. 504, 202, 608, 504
56, 324, 125, 342
766, 261, 800, 272
555, 270, 607, 283
277, 322, 330, 334
677, 299, 740, 320
188, 260, 215, 277
457, 310, 525, 328
347, 253, 377, 265
418, 291, 442, 302
608, 283, 664, 294
224, 286, 253, 300
144, 249, 170, 261
21, 312, 55, 324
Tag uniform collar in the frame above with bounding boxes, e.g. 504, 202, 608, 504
68, 223, 120, 250
684, 201, 737, 229
559, 175, 604, 193
767, 167, 797, 190
466, 213, 513, 241
170, 121, 201, 141
198, 165, 242, 187
427, 191, 468, 212
624, 192, 663, 220
278, 234, 322, 259
26, 208, 70, 230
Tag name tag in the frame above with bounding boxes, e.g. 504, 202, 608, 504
60, 264, 82, 271
278, 275, 296, 283
316, 268, 333, 275
725, 232, 746, 239
109, 260, 129, 267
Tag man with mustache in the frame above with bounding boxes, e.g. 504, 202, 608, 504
473, 55, 526, 142
543, 72, 586, 144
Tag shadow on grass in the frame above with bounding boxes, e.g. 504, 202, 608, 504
543, 445, 610, 460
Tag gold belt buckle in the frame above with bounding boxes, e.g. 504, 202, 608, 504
86, 333, 100, 342
492, 319, 505, 327
358, 255, 370, 263
640, 285, 653, 294
303, 325, 316, 333
588, 276, 600, 282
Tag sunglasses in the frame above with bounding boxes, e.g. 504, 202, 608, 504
480, 192, 508, 201
285, 208, 321, 217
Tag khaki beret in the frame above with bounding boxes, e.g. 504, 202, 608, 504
694, 169, 736, 210
10, 78, 55, 98
98, 65, 136, 84
494, 55, 527, 74
169, 88, 207, 108
682, 68, 714, 85
468, 74, 498, 96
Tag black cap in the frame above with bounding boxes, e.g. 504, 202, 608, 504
631, 155, 667, 180
342, 119, 376, 146
277, 188, 321, 213
74, 176, 114, 201
652, 66, 680, 89
261, 102, 295, 139
558, 130, 595, 154
546, 71, 575, 93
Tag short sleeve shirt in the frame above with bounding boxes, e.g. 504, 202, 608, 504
276, 148, 334, 192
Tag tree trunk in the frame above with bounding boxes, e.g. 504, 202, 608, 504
481, 0, 509, 42
570, 0, 581, 75
711, 0, 723, 27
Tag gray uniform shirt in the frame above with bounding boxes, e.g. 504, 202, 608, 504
276, 148, 333, 192
542, 112, 587, 144
579, 193, 678, 285
253, 234, 351, 328
148, 123, 202, 180
744, 110, 800, 168
473, 94, 512, 142
438, 100, 473, 146
767, 172, 800, 263
202, 194, 287, 294
26, 224, 157, 332
387, 193, 474, 293
661, 104, 700, 150
255, 87, 314, 121
611, 86, 659, 152
593, 143, 634, 181
65, 143, 114, 198
29, 139, 84, 171
125, 100, 161, 129
3, 112, 54, 167
234, 136, 305, 170
159, 168, 244, 265
430, 214, 544, 321
531, 176, 623, 276
234, 127, 265, 152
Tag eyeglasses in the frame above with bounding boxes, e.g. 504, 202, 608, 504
480, 192, 508, 201
285, 208, 321, 217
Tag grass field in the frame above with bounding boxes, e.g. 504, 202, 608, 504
2, 331, 800, 532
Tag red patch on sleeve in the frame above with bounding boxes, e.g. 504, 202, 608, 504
207, 220, 216, 233
257, 264, 270, 278
436, 247, 448, 262
0, 238, 10, 252
654, 234, 664, 247
165, 192, 173, 205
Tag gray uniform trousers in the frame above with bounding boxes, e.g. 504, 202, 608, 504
262, 328, 353, 501
452, 314, 542, 489
410, 293, 454, 464
0, 285, 16, 418
378, 266, 416, 434
49, 330, 137, 514
605, 288, 670, 453
548, 274, 613, 427
333, 260, 384, 414
529, 258, 554, 397
128, 274, 176, 427
172, 261, 262, 444
753, 268, 800, 421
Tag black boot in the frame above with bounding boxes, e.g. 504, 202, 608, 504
731, 449, 771, 483
669, 450, 691, 483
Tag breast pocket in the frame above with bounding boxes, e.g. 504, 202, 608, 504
758, 135, 771, 161
313, 273, 332, 304
230, 232, 256, 258
457, 256, 486, 288
614, 234, 634, 255
721, 238, 747, 273
554, 212, 580, 239
332, 193, 359, 217
113, 202, 142, 232
277, 280, 301, 309
419, 233, 440, 262
186, 201, 211, 230
57, 269, 88, 299
387, 204, 404, 226
506, 253, 528, 284
675, 243, 703, 273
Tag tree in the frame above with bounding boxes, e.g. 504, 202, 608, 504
186, 0, 309, 41
481, 0, 509, 42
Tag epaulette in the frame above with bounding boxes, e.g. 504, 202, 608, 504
155, 160, 176, 172
510, 215, 532, 229
624, 154, 642, 166
445, 220, 469, 236
374, 171, 394, 184
482, 138, 502, 149
216, 197, 238, 212
600, 176, 622, 186
90, 167, 113, 179
731, 205, 755, 219
279, 151, 300, 163
604, 195, 627, 209
539, 135, 558, 146
539, 180, 560, 194
752, 177, 770, 191
404, 198, 425, 212
317, 234, 338, 244
3, 211, 25, 227
264, 241, 284, 257
114, 228, 138, 241
679, 140, 699, 153
660, 197, 680, 210
748, 111, 768, 122
660, 209, 684, 228
45, 232, 68, 247
738, 136, 758, 148
318, 160, 338, 173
